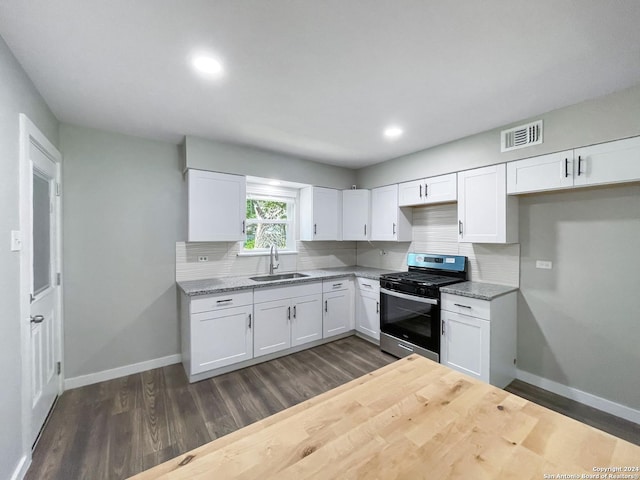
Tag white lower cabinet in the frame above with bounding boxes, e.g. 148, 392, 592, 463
182, 290, 254, 376
253, 281, 323, 357
440, 292, 517, 388
323, 279, 354, 338
355, 278, 379, 341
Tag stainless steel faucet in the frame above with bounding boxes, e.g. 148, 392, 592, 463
269, 245, 279, 274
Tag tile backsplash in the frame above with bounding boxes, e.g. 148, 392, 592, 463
176, 240, 356, 281
177, 203, 520, 287
355, 203, 520, 287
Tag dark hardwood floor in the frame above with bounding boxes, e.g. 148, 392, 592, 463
27, 337, 640, 480
26, 336, 396, 480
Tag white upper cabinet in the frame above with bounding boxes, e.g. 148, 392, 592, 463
458, 164, 518, 244
300, 186, 341, 241
342, 189, 371, 241
507, 136, 640, 195
507, 150, 575, 194
398, 173, 457, 207
370, 184, 412, 241
187, 169, 246, 242
574, 136, 640, 187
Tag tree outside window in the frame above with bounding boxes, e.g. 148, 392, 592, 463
244, 197, 294, 251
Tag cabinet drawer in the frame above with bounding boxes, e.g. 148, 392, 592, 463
323, 278, 352, 293
356, 277, 379, 294
441, 293, 490, 320
191, 290, 253, 314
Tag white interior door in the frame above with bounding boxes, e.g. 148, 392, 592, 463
29, 140, 61, 446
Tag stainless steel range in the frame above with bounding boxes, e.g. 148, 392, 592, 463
379, 253, 468, 362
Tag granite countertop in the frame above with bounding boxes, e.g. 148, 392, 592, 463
440, 281, 518, 301
178, 266, 396, 296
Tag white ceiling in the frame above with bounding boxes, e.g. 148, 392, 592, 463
1, 1, 640, 169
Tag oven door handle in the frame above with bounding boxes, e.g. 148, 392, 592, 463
380, 288, 438, 305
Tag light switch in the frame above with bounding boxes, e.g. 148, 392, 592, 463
535, 260, 552, 269
11, 230, 22, 251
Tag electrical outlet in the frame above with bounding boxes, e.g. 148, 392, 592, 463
535, 260, 552, 269
198, 256, 208, 262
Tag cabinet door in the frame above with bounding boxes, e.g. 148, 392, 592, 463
323, 290, 353, 338
356, 289, 379, 340
424, 173, 457, 204
506, 150, 574, 194
291, 294, 323, 347
371, 184, 411, 241
458, 164, 516, 243
253, 299, 291, 358
187, 169, 246, 242
191, 305, 253, 374
342, 189, 370, 241
300, 186, 341, 241
398, 179, 424, 207
575, 136, 640, 187
441, 311, 490, 382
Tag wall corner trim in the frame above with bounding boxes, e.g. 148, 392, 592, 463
64, 354, 182, 390
516, 369, 640, 424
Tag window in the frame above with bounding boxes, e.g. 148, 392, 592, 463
243, 184, 296, 253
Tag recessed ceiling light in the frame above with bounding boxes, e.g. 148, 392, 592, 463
383, 126, 403, 140
191, 55, 224, 78
269, 180, 281, 186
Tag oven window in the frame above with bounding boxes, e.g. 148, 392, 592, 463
380, 292, 440, 352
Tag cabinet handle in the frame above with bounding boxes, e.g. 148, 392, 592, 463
376, 301, 379, 313
424, 183, 428, 197
216, 299, 233, 304
324, 300, 328, 313
458, 220, 463, 235
364, 224, 367, 236
242, 220, 245, 234
287, 306, 291, 320
442, 320, 445, 336
419, 184, 422, 198
577, 155, 583, 176
248, 313, 252, 328
293, 305, 296, 319
392, 223, 396, 235
333, 283, 342, 288
454, 303, 472, 309
564, 158, 569, 178
314, 224, 317, 235
362, 283, 372, 288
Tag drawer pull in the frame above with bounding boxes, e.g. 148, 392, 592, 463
333, 283, 343, 288
216, 299, 233, 304
362, 283, 372, 288
454, 303, 472, 309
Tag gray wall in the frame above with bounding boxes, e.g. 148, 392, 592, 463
185, 135, 357, 189
60, 125, 185, 379
357, 83, 640, 188
518, 185, 640, 409
0, 35, 59, 480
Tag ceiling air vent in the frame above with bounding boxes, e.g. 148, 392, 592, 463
501, 120, 543, 152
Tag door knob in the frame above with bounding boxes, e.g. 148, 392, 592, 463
30, 315, 44, 324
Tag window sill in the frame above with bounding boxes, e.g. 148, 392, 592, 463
237, 250, 298, 257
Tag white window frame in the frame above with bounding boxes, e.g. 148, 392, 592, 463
242, 184, 297, 254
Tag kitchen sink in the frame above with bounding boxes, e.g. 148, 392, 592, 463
249, 273, 310, 282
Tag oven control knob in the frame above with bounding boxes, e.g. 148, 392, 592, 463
417, 287, 426, 296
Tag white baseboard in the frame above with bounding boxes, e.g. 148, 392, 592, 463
516, 369, 640, 424
11, 455, 29, 480
64, 354, 182, 390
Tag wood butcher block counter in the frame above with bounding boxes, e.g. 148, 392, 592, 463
130, 355, 640, 480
